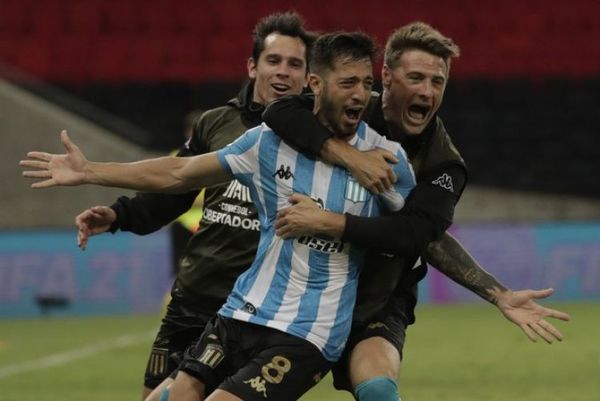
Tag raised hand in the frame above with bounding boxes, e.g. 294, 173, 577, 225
20, 130, 88, 188
495, 288, 570, 343
75, 206, 117, 250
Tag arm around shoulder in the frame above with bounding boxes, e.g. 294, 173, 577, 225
263, 95, 333, 155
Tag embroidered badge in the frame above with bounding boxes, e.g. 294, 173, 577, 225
147, 347, 168, 376
344, 176, 368, 202
197, 344, 225, 369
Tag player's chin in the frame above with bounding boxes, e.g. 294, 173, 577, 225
403, 114, 432, 135
402, 121, 427, 136
338, 123, 358, 138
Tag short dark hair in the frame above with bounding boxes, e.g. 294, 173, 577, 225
309, 31, 378, 75
384, 22, 460, 71
251, 11, 317, 67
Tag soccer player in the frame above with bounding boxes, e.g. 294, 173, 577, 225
72, 12, 316, 400
263, 22, 570, 401
21, 31, 422, 401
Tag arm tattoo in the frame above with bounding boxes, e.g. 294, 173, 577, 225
424, 232, 508, 305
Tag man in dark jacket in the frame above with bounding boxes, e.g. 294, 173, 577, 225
264, 22, 569, 401
74, 12, 316, 400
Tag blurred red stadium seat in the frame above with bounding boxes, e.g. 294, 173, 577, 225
125, 36, 169, 81
1, 0, 599, 83
100, 1, 142, 34
206, 36, 248, 80
0, 38, 20, 66
163, 36, 207, 81
64, 0, 104, 36
50, 36, 93, 83
140, 2, 180, 34
172, 0, 217, 36
29, 0, 67, 36
0, 0, 32, 34
87, 37, 130, 82
210, 0, 254, 37
12, 37, 53, 79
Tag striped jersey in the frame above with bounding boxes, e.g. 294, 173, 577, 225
215, 121, 415, 361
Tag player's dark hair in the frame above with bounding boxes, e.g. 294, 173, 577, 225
309, 31, 378, 75
252, 11, 317, 68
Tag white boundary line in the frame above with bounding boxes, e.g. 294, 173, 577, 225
0, 330, 155, 379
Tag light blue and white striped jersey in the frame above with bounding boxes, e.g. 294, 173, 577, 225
215, 121, 415, 361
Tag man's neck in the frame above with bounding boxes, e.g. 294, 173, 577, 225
386, 122, 407, 142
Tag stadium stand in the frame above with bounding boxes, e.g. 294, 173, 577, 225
1, 0, 598, 198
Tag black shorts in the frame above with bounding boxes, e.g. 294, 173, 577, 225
331, 308, 408, 392
143, 289, 214, 389
179, 315, 332, 401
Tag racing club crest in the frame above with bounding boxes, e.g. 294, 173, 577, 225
344, 176, 367, 202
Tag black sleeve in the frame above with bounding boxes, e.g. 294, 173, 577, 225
262, 95, 333, 155
343, 164, 466, 254
108, 118, 207, 235
109, 190, 199, 235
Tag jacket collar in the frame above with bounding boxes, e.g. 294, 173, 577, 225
227, 80, 265, 126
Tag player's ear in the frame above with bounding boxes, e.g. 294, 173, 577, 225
308, 73, 322, 95
247, 57, 257, 79
382, 64, 392, 90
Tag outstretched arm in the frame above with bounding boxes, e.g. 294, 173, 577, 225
21, 130, 231, 192
425, 232, 570, 343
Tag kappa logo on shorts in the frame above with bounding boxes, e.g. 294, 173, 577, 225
432, 173, 454, 192
244, 376, 268, 398
367, 322, 390, 331
244, 355, 292, 398
344, 176, 368, 203
197, 343, 225, 369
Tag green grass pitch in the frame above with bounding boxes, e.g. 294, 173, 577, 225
0, 302, 597, 401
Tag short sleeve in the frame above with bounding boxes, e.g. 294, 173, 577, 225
216, 125, 262, 180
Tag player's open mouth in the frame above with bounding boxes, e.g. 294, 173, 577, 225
344, 106, 363, 122
407, 104, 430, 123
271, 83, 291, 94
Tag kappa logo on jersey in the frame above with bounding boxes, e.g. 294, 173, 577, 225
344, 176, 368, 203
272, 164, 295, 180
223, 180, 252, 202
432, 173, 454, 192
